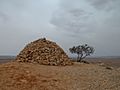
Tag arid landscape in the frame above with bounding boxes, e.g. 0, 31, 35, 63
0, 57, 120, 90
0, 0, 120, 90
0, 39, 120, 90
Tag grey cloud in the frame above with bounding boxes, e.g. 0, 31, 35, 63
0, 12, 8, 23
51, 0, 120, 35
0, 0, 59, 55
0, 0, 120, 56
86, 0, 119, 11
51, 6, 94, 35
51, 0, 120, 56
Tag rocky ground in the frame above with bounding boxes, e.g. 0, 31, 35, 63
0, 61, 120, 90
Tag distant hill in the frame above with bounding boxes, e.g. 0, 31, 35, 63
70, 56, 120, 59
0, 56, 16, 60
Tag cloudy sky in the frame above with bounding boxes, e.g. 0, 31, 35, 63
0, 0, 120, 56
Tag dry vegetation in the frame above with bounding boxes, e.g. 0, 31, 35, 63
0, 61, 120, 90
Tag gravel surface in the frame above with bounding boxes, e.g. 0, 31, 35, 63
0, 62, 120, 90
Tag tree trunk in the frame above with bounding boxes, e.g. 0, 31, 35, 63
77, 54, 83, 62
77, 54, 80, 62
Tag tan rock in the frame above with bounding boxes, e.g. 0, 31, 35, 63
16, 38, 73, 66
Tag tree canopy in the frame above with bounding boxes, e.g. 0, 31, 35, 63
69, 44, 94, 62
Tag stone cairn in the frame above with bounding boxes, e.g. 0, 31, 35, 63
16, 38, 73, 66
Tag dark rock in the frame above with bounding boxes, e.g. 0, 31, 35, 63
106, 66, 113, 70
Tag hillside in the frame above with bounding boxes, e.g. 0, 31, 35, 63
0, 61, 120, 90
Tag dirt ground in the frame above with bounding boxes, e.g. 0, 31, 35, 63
0, 61, 120, 90
85, 58, 120, 68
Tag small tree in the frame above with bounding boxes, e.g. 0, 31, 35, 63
69, 44, 94, 62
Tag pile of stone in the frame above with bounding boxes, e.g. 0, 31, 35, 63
16, 38, 73, 66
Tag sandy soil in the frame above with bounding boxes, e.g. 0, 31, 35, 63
0, 61, 120, 90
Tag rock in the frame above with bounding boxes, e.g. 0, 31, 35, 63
81, 60, 90, 64
16, 38, 73, 66
106, 66, 113, 70
20, 79, 28, 83
99, 63, 105, 66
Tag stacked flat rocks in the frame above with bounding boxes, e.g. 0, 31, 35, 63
16, 38, 73, 66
